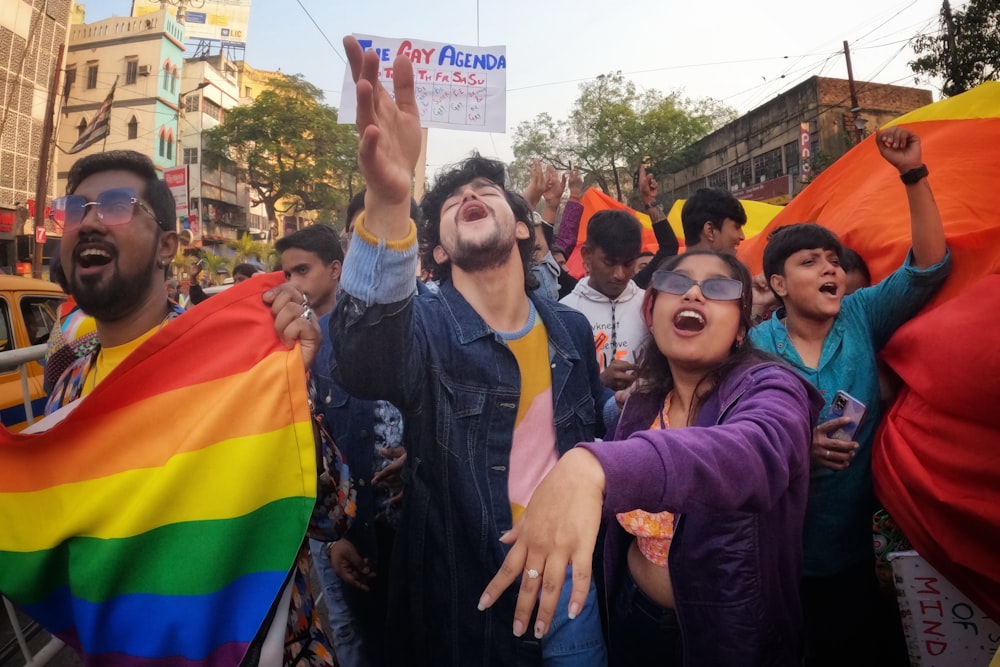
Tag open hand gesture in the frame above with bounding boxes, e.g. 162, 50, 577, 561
344, 36, 422, 207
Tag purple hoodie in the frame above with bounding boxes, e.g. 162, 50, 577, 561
580, 359, 822, 665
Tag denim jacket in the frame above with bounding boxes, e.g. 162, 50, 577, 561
331, 224, 612, 666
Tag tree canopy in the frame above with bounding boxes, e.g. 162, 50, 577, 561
202, 75, 361, 226
910, 0, 1000, 97
510, 72, 736, 201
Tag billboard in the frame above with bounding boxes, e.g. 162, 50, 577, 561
340, 34, 507, 134
131, 0, 251, 48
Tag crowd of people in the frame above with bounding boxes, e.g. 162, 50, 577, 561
2, 32, 977, 667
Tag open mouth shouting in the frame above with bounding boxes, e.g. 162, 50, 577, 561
458, 199, 491, 223
819, 282, 839, 297
74, 243, 116, 278
673, 308, 707, 334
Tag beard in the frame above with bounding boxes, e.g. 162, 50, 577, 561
448, 219, 519, 274
68, 245, 161, 322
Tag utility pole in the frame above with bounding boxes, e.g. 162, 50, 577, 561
31, 44, 64, 279
843, 40, 864, 145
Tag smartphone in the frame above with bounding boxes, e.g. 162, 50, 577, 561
828, 390, 867, 441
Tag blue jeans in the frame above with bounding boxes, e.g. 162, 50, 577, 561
309, 538, 369, 667
541, 567, 607, 666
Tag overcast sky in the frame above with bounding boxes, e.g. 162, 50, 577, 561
83, 0, 955, 176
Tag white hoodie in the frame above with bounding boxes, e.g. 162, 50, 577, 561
559, 276, 649, 371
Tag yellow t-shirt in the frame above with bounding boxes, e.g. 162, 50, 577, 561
82, 325, 162, 397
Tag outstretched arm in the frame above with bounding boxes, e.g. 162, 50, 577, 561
875, 126, 946, 269
343, 36, 422, 241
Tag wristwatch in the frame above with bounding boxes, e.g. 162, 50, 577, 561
900, 164, 928, 185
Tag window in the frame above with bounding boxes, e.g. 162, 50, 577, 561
170, 73, 177, 94
19, 297, 60, 346
728, 162, 751, 190
86, 63, 98, 89
184, 94, 200, 113
127, 115, 138, 140
203, 98, 222, 122
166, 135, 173, 160
159, 133, 166, 157
183, 147, 198, 165
784, 141, 799, 176
162, 64, 170, 90
753, 148, 783, 182
707, 170, 727, 189
77, 117, 88, 138
0, 301, 10, 353
125, 58, 139, 85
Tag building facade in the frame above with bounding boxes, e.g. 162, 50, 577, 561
0, 0, 74, 276
661, 77, 933, 205
55, 9, 186, 194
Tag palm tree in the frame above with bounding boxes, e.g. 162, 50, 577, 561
227, 233, 270, 266
199, 251, 232, 286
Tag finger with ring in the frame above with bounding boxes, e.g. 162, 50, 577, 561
299, 306, 315, 322
824, 449, 830, 459
525, 568, 540, 580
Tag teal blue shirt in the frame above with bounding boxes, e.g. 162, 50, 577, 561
750, 249, 951, 576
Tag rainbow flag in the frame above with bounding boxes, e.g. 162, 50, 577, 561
0, 272, 317, 665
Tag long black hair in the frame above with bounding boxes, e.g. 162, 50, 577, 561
634, 250, 772, 425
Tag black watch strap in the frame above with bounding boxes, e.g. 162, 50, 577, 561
900, 164, 929, 185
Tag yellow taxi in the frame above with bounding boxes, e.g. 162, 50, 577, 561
0, 275, 65, 431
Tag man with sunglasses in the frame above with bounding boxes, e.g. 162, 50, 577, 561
39, 150, 335, 666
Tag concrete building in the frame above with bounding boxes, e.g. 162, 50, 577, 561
660, 76, 933, 206
179, 52, 266, 251
0, 0, 74, 276
55, 9, 185, 192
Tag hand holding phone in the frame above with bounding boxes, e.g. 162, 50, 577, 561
828, 391, 867, 441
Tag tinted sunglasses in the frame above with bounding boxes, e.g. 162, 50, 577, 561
50, 187, 165, 231
650, 270, 743, 301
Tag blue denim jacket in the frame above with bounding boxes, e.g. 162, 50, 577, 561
330, 224, 612, 666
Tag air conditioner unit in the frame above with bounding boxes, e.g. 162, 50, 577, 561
138, 65, 151, 76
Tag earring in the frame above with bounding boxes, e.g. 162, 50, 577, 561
156, 260, 166, 269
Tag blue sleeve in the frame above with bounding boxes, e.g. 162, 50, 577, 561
844, 248, 952, 350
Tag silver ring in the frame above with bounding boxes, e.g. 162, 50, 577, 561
824, 449, 830, 459
299, 306, 314, 322
526, 569, 540, 580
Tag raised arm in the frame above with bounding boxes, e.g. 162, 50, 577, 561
540, 163, 567, 225
875, 126, 947, 269
552, 169, 584, 256
343, 36, 422, 242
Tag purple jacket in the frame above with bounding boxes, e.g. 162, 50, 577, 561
580, 359, 822, 666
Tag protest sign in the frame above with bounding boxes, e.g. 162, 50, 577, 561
340, 34, 506, 133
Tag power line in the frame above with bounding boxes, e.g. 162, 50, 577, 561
293, 0, 346, 65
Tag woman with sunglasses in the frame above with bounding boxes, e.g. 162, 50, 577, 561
480, 250, 823, 665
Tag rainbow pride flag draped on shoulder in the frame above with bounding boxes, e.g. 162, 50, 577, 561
0, 272, 317, 666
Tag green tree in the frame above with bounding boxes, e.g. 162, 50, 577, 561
199, 251, 232, 285
910, 0, 1000, 97
511, 73, 735, 201
202, 75, 362, 229
227, 233, 269, 265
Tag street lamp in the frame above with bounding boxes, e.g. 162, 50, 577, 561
850, 107, 868, 143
